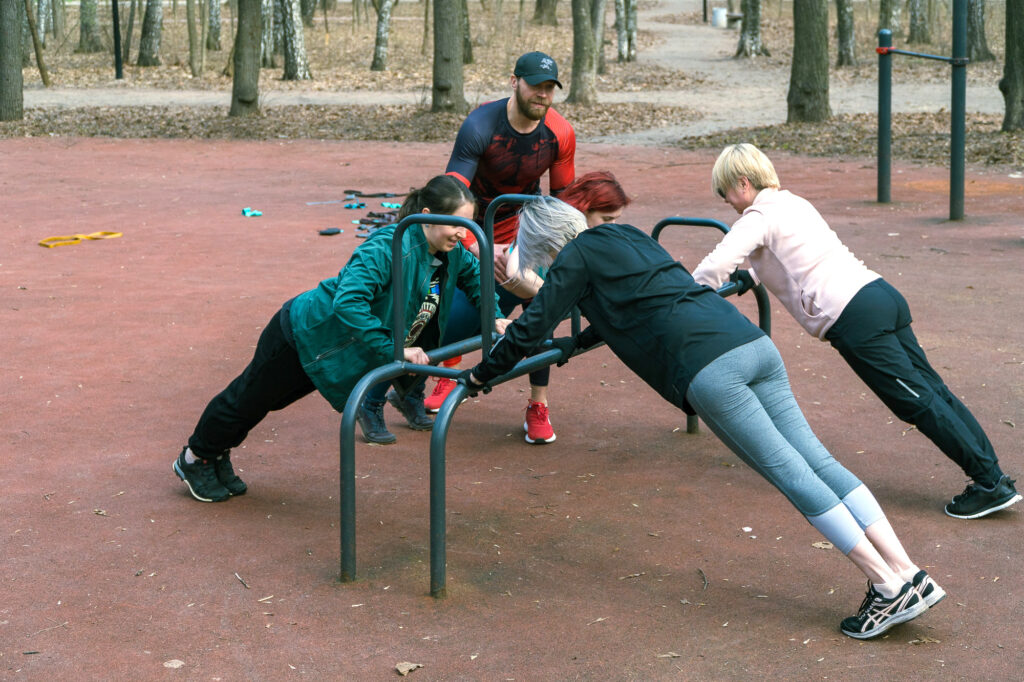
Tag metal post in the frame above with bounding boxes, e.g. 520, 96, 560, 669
877, 29, 892, 204
340, 215, 490, 583
950, 0, 967, 220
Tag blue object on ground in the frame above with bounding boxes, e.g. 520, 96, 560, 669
241, 207, 263, 217
319, 228, 343, 236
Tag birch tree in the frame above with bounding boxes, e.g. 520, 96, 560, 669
370, 0, 396, 70
281, 0, 311, 78
967, 0, 994, 62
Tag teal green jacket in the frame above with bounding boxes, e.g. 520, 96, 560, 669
288, 223, 499, 412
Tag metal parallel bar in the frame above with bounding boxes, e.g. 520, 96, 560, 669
878, 30, 893, 204
341, 215, 492, 583
950, 0, 967, 220
875, 20, 969, 219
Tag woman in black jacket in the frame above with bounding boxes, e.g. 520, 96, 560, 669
463, 196, 943, 640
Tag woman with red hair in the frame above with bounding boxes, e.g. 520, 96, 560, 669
424, 171, 631, 443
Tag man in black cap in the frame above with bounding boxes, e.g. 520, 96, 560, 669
429, 51, 577, 445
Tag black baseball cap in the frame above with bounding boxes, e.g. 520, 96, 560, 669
513, 51, 563, 88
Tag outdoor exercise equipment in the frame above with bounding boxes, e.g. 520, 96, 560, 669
338, 203, 774, 596
876, 0, 968, 220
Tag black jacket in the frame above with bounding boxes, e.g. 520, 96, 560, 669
473, 223, 764, 413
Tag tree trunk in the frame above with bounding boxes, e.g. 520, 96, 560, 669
736, 0, 769, 57
77, 0, 105, 52
878, 0, 899, 32
966, 0, 994, 62
1, 0, 25, 120
231, 0, 260, 115
533, 0, 556, 25
590, 0, 607, 73
281, 0, 311, 78
421, 0, 430, 55
300, 0, 314, 26
1001, 0, 1023, 130
274, 0, 284, 52
835, 0, 854, 65
51, 0, 64, 36
568, 0, 597, 104
460, 0, 473, 63
35, 0, 50, 46
432, 0, 467, 112
787, 0, 830, 122
624, 0, 635, 61
370, 0, 395, 70
260, 0, 275, 65
614, 0, 625, 61
24, 0, 50, 84
906, 0, 929, 43
207, 0, 222, 49
137, 0, 163, 65
123, 0, 137, 63
186, 0, 201, 75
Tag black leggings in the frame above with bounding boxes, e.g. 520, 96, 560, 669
188, 306, 315, 458
825, 279, 1002, 486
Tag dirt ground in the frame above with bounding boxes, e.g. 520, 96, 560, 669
2, 138, 1023, 679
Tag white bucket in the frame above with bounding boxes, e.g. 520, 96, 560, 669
711, 7, 728, 27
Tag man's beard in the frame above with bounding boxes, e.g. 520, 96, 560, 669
515, 87, 550, 121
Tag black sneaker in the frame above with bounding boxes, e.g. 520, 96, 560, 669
172, 447, 230, 502
944, 475, 1022, 519
214, 454, 247, 496
356, 402, 397, 445
840, 582, 927, 639
911, 569, 946, 608
386, 390, 434, 431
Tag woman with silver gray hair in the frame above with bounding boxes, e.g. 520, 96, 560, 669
462, 195, 943, 640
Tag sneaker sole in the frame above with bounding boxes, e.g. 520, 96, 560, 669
944, 493, 1022, 519
523, 421, 556, 444
840, 597, 929, 640
172, 459, 229, 503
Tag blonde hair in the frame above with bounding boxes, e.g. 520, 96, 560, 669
515, 196, 588, 275
711, 143, 781, 197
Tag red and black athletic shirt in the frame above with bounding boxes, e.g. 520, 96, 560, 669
446, 98, 576, 246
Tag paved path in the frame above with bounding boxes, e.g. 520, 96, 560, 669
22, 0, 1006, 143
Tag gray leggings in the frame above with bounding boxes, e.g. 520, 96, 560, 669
686, 337, 884, 554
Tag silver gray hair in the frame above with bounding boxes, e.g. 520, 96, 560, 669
515, 196, 588, 276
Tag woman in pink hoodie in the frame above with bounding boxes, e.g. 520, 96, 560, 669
692, 143, 1019, 520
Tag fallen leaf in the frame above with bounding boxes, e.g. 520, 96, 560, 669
163, 659, 185, 669
657, 652, 681, 658
811, 541, 834, 550
396, 661, 423, 676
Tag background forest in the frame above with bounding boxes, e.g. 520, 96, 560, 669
1, 0, 1022, 167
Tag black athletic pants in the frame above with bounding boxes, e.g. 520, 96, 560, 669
825, 279, 1002, 487
188, 305, 315, 458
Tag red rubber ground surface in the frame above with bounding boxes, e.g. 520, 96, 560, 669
2, 138, 1022, 679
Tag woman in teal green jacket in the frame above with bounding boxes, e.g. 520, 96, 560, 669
173, 175, 505, 503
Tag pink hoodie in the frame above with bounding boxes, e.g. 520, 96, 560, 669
692, 188, 880, 340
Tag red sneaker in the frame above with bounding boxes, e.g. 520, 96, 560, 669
524, 400, 556, 444
424, 377, 456, 413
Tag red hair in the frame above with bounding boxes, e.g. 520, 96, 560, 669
558, 171, 631, 214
